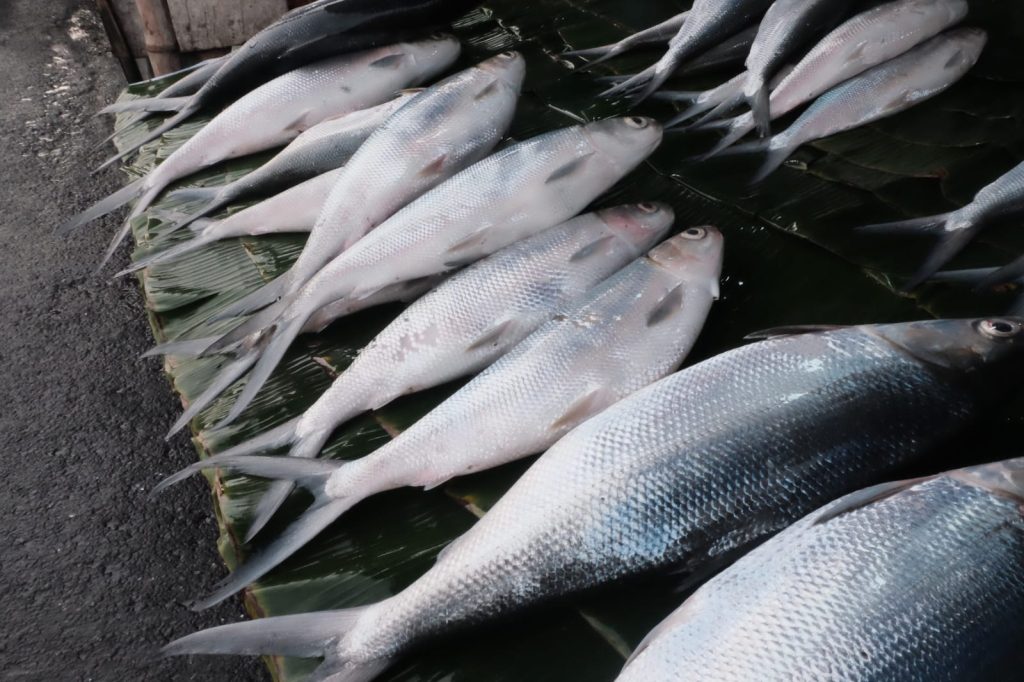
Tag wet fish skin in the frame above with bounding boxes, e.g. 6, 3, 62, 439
617, 457, 1024, 681
750, 27, 986, 183
202, 116, 665, 429
162, 317, 1024, 678
703, 0, 969, 156
566, 11, 689, 67
158, 226, 722, 611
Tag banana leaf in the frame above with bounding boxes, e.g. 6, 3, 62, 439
109, 2, 1024, 680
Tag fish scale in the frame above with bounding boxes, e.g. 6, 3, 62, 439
617, 460, 1024, 680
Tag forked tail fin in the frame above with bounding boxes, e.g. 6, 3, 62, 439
93, 103, 199, 173
98, 96, 191, 115
55, 177, 147, 234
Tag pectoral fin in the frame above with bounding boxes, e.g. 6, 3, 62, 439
369, 53, 407, 69
443, 227, 491, 266
546, 152, 595, 184
647, 284, 683, 327
744, 325, 848, 341
419, 153, 449, 178
569, 235, 617, 263
549, 387, 610, 433
466, 318, 520, 352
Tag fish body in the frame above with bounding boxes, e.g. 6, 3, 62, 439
211, 52, 525, 323
617, 457, 1024, 681
202, 116, 664, 428
159, 226, 722, 609
751, 27, 986, 182
742, 0, 850, 135
163, 317, 1024, 679
566, 11, 689, 66
705, 0, 968, 155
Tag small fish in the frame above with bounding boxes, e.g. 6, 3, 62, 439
747, 27, 986, 183
860, 160, 1024, 290
165, 203, 674, 540
194, 116, 664, 431
156, 226, 722, 609
663, 65, 792, 129
565, 11, 689, 68
617, 457, 1024, 681
602, 0, 773, 101
742, 0, 851, 136
161, 317, 1024, 680
60, 38, 460, 269
701, 0, 969, 156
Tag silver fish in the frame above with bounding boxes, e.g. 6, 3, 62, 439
208, 52, 526, 324
60, 38, 460, 269
199, 116, 664, 430
565, 11, 689, 67
165, 203, 674, 541
742, 0, 851, 136
617, 457, 1024, 681
663, 65, 792, 129
860, 160, 1024, 291
703, 0, 969, 155
157, 226, 722, 610
161, 317, 1024, 680
602, 0, 773, 101
748, 27, 986, 183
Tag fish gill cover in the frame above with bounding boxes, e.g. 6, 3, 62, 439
111, 1, 1024, 680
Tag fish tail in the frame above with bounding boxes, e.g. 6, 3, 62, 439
199, 297, 293, 357
98, 95, 191, 115
750, 140, 795, 184
855, 212, 953, 236
55, 177, 147, 234
93, 104, 197, 173
207, 275, 291, 323
141, 335, 219, 359
902, 227, 979, 292
744, 76, 771, 138
927, 267, 999, 286
164, 350, 260, 439
699, 119, 754, 159
91, 116, 151, 151
976, 256, 1024, 290
163, 607, 393, 682
162, 185, 228, 233
652, 90, 702, 103
95, 183, 166, 272
599, 64, 658, 100
116, 232, 216, 276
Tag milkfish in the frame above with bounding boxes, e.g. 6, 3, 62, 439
741, 0, 851, 136
157, 226, 723, 609
96, 0, 481, 167
196, 116, 664, 430
61, 37, 460, 269
155, 91, 420, 235
161, 316, 1024, 680
602, 0, 773, 101
164, 203, 675, 541
746, 27, 986, 183
661, 65, 792, 129
206, 51, 525, 326
616, 457, 1024, 681
565, 11, 689, 68
860, 160, 1024, 291
701, 0, 969, 155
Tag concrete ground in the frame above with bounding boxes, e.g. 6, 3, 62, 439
0, 1, 263, 679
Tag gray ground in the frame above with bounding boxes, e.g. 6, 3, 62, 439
0, 1, 263, 680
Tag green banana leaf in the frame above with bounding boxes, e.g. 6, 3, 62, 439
110, 1, 1024, 680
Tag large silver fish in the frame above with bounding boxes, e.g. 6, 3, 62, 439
861, 160, 1024, 291
748, 27, 986, 183
741, 0, 851, 136
175, 203, 674, 539
565, 11, 689, 68
61, 38, 460, 268
162, 317, 1024, 680
199, 116, 664, 430
702, 0, 969, 155
157, 226, 722, 610
617, 457, 1024, 681
602, 0, 773, 101
208, 52, 525, 324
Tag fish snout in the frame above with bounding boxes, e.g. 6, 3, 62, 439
585, 116, 664, 167
599, 202, 675, 250
647, 226, 724, 284
477, 51, 527, 88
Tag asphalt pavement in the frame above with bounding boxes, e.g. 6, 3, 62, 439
0, 1, 263, 679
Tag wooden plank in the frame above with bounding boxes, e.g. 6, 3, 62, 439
110, 0, 148, 57
94, 0, 142, 80
135, 0, 182, 75
166, 0, 288, 52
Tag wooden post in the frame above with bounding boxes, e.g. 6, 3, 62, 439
134, 0, 182, 75
94, 0, 142, 81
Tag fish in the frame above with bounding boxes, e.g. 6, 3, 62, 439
205, 51, 525, 325
165, 203, 675, 541
859, 160, 1024, 291
155, 91, 419, 235
701, 0, 969, 156
156, 226, 723, 609
746, 27, 986, 184
119, 168, 345, 276
60, 38, 460, 269
601, 0, 773, 102
616, 456, 1024, 681
565, 11, 689, 68
161, 316, 1024, 679
662, 65, 792, 129
195, 116, 664, 430
741, 0, 851, 136
96, 0, 481, 167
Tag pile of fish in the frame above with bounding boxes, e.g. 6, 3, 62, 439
67, 0, 1024, 680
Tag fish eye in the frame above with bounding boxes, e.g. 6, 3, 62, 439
499, 51, 517, 59
638, 202, 658, 214
682, 227, 707, 240
625, 116, 649, 129
978, 319, 1021, 339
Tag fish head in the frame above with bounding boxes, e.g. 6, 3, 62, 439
871, 317, 1024, 388
597, 202, 675, 253
475, 51, 527, 92
907, 0, 970, 24
646, 226, 724, 296
941, 27, 988, 68
404, 34, 463, 71
584, 116, 664, 170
